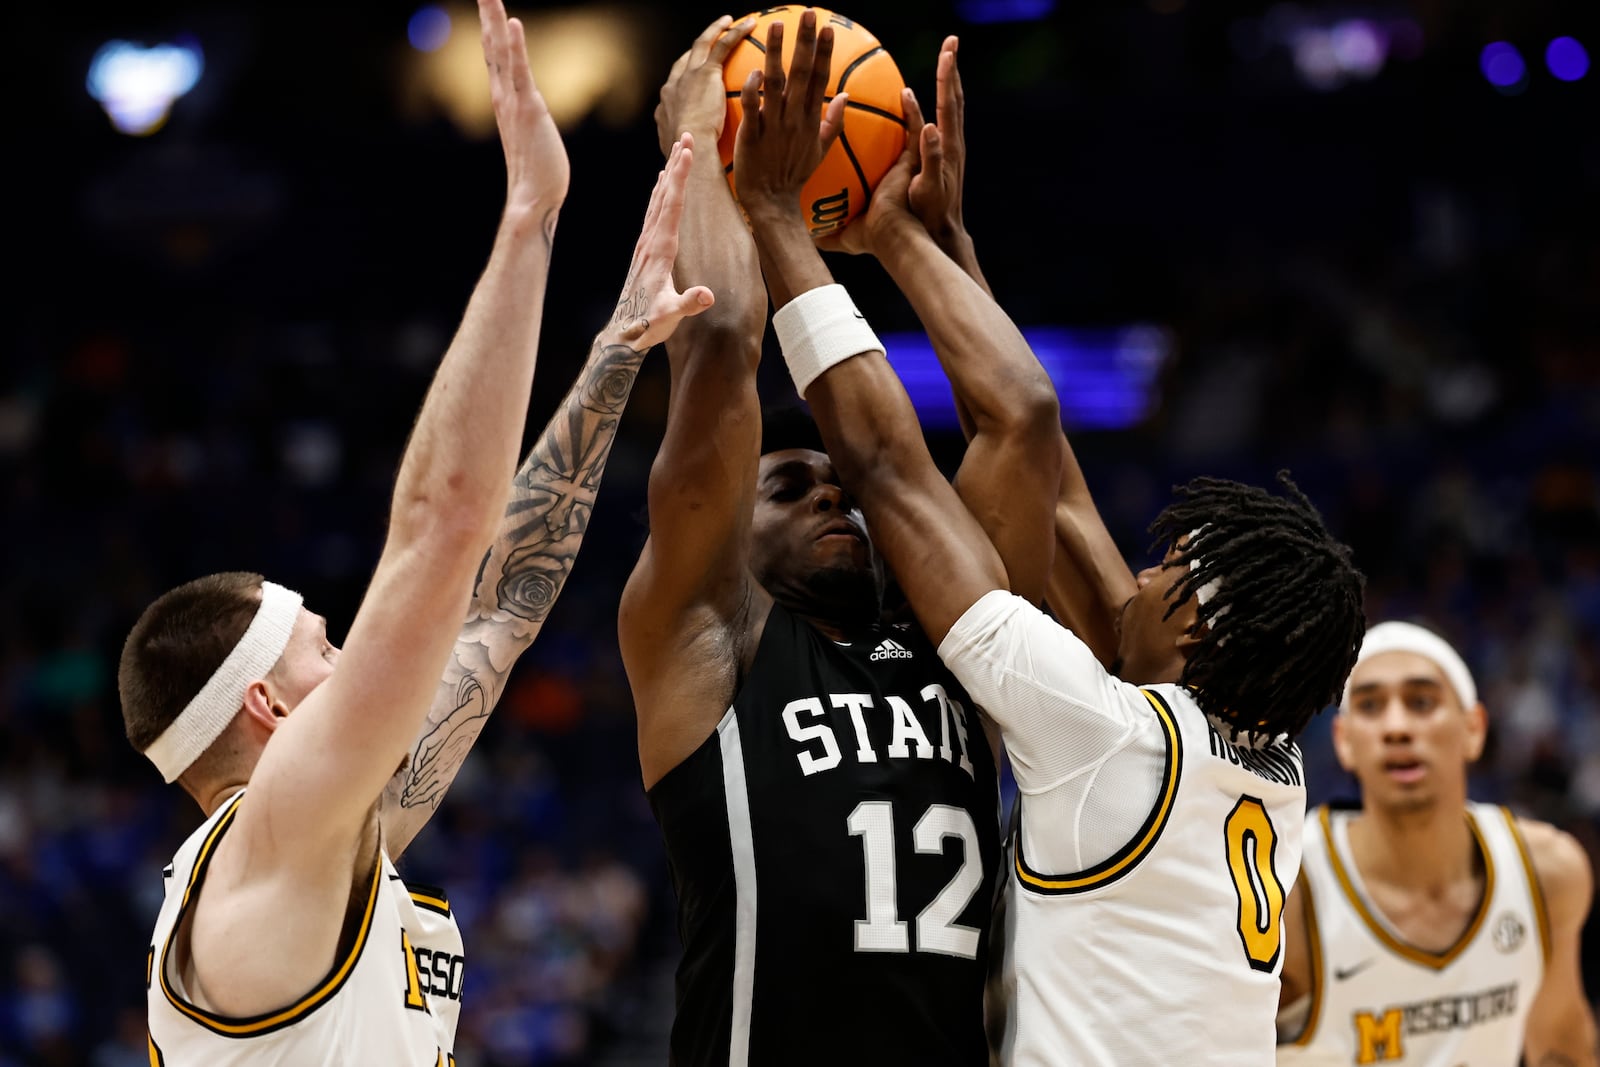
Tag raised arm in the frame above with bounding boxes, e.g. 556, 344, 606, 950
240, 0, 571, 863
1522, 819, 1600, 1067
381, 149, 715, 857
849, 73, 1057, 604
733, 11, 1005, 645
907, 37, 1134, 664
618, 17, 773, 789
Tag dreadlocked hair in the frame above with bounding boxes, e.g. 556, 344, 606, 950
1148, 471, 1366, 744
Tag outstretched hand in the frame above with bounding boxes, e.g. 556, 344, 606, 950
731, 10, 850, 219
907, 36, 970, 241
479, 0, 569, 218
655, 14, 757, 157
610, 135, 716, 352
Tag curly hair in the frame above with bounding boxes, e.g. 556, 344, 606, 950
1148, 471, 1366, 743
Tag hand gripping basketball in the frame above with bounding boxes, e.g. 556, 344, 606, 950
655, 15, 758, 158
721, 7, 906, 237
731, 11, 850, 220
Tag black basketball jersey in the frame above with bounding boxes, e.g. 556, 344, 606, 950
648, 602, 1001, 1066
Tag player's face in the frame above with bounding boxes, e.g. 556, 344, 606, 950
749, 449, 879, 614
266, 608, 341, 713
1112, 542, 1201, 683
1334, 650, 1485, 814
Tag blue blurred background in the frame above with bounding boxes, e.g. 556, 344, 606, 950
5, 0, 1598, 1062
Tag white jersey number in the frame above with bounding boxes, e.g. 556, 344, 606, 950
847, 801, 983, 959
1225, 796, 1286, 971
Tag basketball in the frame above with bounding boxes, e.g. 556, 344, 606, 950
719, 5, 906, 238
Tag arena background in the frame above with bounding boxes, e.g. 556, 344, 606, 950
5, 0, 1598, 1062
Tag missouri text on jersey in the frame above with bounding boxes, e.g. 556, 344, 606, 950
1353, 981, 1519, 1059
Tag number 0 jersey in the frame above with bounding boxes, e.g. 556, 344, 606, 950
146, 791, 463, 1066
939, 591, 1307, 1067
647, 602, 1002, 1066
1277, 802, 1547, 1067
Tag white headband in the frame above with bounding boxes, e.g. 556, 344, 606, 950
1341, 620, 1477, 711
143, 581, 303, 782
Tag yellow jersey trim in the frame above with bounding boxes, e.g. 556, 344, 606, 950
1293, 876, 1324, 1046
1503, 807, 1552, 965
1320, 804, 1495, 970
407, 883, 451, 918
147, 1032, 166, 1066
1014, 687, 1182, 895
158, 793, 384, 1037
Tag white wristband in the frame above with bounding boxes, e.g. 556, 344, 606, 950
772, 283, 884, 399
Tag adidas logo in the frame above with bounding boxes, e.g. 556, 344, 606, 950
869, 638, 914, 662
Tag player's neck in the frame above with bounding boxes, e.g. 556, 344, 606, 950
794, 608, 873, 644
188, 776, 249, 818
1349, 799, 1477, 893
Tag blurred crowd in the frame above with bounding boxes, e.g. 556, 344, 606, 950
7, 1, 1598, 1062
4, 206, 1595, 1063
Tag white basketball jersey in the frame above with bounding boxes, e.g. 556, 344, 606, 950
999, 684, 1306, 1066
1278, 803, 1547, 1067
146, 792, 464, 1066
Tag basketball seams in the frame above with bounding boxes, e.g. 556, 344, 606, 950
842, 100, 904, 125
719, 6, 904, 234
831, 44, 884, 95
835, 132, 872, 217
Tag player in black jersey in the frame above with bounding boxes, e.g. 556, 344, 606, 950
618, 15, 1063, 1067
734, 17, 1368, 1065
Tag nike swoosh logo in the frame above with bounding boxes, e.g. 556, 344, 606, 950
1334, 959, 1377, 981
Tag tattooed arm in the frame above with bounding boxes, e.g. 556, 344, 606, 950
381, 138, 714, 859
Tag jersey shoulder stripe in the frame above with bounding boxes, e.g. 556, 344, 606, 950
158, 793, 385, 1037
390, 875, 452, 919
1014, 687, 1182, 895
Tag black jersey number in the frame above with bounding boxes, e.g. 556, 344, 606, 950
1225, 796, 1285, 971
847, 801, 983, 959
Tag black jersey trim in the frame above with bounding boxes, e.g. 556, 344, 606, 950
1014, 687, 1182, 895
158, 793, 384, 1037
406, 881, 451, 919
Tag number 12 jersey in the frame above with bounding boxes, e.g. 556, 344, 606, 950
648, 602, 1002, 1066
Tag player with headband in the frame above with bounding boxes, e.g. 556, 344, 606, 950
117, 2, 714, 1060
1278, 620, 1597, 1066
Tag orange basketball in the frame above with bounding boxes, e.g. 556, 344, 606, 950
719, 6, 906, 238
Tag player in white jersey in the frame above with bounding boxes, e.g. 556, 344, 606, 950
1277, 621, 1597, 1066
727, 26, 1368, 1065
118, 4, 715, 1060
